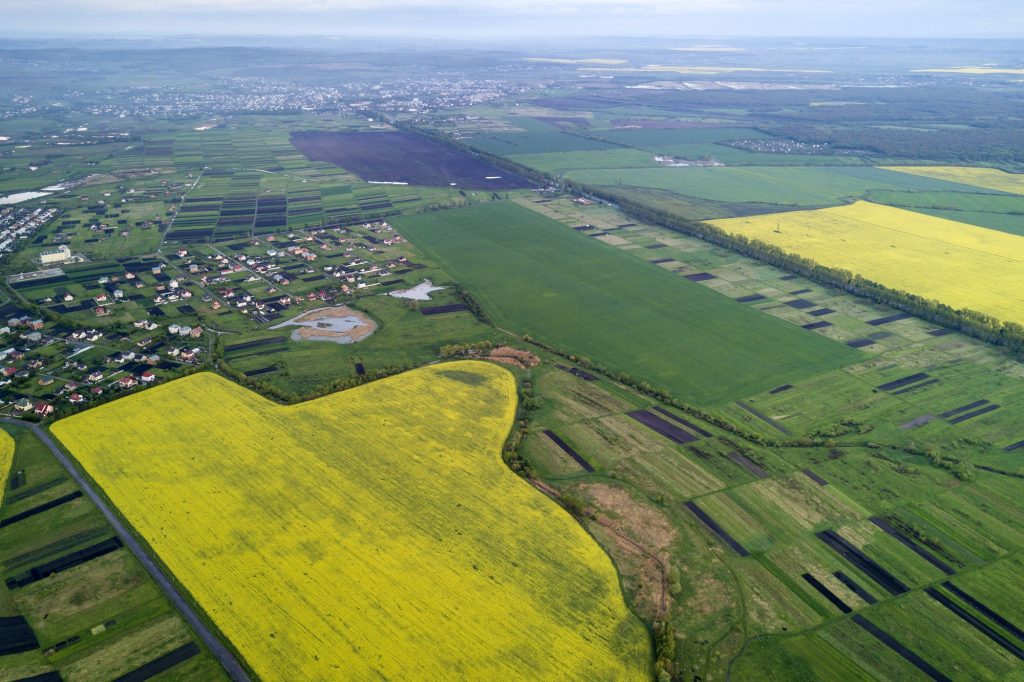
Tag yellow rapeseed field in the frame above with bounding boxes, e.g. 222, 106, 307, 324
711, 201, 1024, 324
51, 362, 650, 681
0, 429, 13, 507
881, 165, 1024, 195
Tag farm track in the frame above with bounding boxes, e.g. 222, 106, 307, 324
0, 418, 251, 682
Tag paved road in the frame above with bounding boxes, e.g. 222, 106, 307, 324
1, 418, 252, 682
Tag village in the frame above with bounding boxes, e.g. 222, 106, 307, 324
0, 213, 419, 418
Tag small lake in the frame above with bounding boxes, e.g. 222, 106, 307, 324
388, 279, 446, 301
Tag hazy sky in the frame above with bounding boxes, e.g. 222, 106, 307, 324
3, 0, 1023, 39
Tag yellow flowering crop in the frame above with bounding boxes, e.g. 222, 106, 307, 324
711, 201, 1024, 324
51, 363, 650, 681
0, 429, 13, 506
881, 165, 1024, 195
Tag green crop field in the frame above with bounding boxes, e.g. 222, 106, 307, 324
467, 131, 620, 155
395, 200, 859, 405
559, 165, 998, 208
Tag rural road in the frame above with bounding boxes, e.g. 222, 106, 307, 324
0, 418, 252, 682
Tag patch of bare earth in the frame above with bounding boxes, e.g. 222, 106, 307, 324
580, 483, 676, 619
487, 346, 541, 369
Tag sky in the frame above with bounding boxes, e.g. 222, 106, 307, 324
2, 0, 1023, 40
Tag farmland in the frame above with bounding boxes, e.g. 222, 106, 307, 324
0, 424, 224, 681
711, 201, 1024, 325
7, 37, 1024, 682
290, 130, 532, 189
515, 336, 1024, 682
51, 365, 651, 681
881, 166, 1024, 196
396, 200, 858, 405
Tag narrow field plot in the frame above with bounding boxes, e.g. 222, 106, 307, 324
882, 166, 1024, 195
731, 560, 823, 635
52, 364, 650, 681
712, 201, 1024, 325
698, 492, 775, 553
731, 633, 873, 682
867, 591, 1023, 679
738, 474, 865, 532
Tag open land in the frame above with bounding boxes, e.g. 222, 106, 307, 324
51, 365, 651, 681
881, 166, 1024, 196
396, 200, 858, 405
711, 201, 1024, 325
290, 130, 532, 189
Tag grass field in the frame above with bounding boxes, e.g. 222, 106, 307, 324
881, 166, 1024, 195
52, 364, 650, 681
395, 201, 858, 405
712, 200, 1024, 325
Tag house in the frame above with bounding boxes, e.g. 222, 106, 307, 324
189, 326, 203, 338
139, 370, 156, 383
86, 370, 103, 382
90, 386, 103, 395
40, 244, 72, 265
14, 397, 32, 411
27, 319, 44, 330
38, 374, 54, 386
177, 326, 192, 336
167, 324, 180, 335
118, 375, 137, 388
33, 402, 54, 417
23, 332, 42, 343
3, 367, 17, 378
68, 392, 85, 404
94, 306, 109, 317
